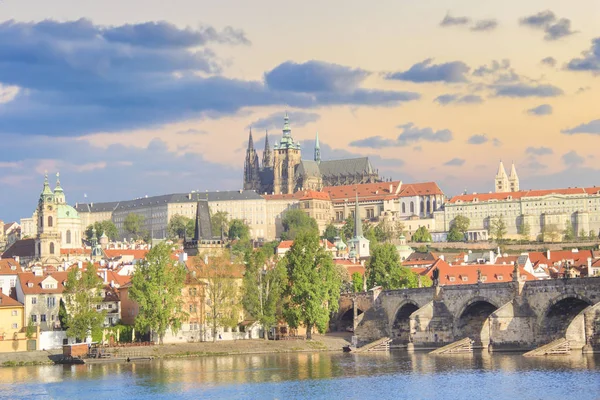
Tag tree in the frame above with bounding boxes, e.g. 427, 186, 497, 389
228, 219, 250, 241
394, 221, 406, 239
63, 263, 106, 342
390, 266, 432, 289
541, 224, 561, 243
447, 226, 464, 242
412, 226, 432, 243
282, 231, 341, 339
202, 251, 242, 342
280, 209, 319, 240
323, 223, 339, 243
366, 243, 400, 289
341, 215, 355, 241
58, 298, 69, 329
85, 220, 118, 241
374, 220, 395, 243
490, 216, 507, 242
518, 220, 531, 243
167, 214, 194, 239
579, 229, 588, 240
563, 220, 575, 242
124, 213, 146, 240
351, 272, 364, 293
451, 215, 470, 239
211, 211, 229, 238
242, 250, 287, 340
130, 242, 187, 344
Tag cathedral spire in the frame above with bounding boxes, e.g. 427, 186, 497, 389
248, 128, 255, 149
314, 131, 321, 163
495, 160, 510, 193
354, 190, 363, 237
509, 161, 519, 192
262, 130, 272, 168
283, 112, 291, 136
41, 172, 53, 197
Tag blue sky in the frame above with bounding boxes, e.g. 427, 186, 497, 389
0, 0, 599, 221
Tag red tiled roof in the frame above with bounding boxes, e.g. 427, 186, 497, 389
449, 186, 600, 204
263, 192, 304, 201
398, 182, 444, 197
18, 272, 69, 295
104, 249, 149, 260
60, 248, 91, 255
324, 181, 402, 202
0, 291, 23, 308
300, 190, 331, 201
277, 240, 294, 250
0, 258, 22, 275
423, 259, 536, 285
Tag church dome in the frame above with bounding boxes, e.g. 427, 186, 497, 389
57, 204, 79, 219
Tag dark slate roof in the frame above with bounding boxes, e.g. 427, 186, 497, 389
318, 157, 375, 178
296, 160, 321, 178
76, 190, 263, 213
1, 239, 35, 259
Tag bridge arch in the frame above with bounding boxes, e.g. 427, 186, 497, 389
539, 294, 594, 344
338, 307, 364, 332
455, 297, 500, 347
390, 300, 420, 344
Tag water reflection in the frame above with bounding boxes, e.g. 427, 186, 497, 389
0, 351, 598, 399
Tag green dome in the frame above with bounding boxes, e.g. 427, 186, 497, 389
57, 204, 79, 219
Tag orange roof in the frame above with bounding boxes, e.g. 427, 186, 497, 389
277, 240, 294, 250
104, 249, 149, 260
18, 272, 69, 295
324, 181, 402, 202
0, 291, 23, 308
104, 270, 132, 287
300, 190, 331, 201
424, 259, 536, 285
495, 256, 519, 264
263, 192, 304, 201
60, 248, 91, 255
398, 182, 444, 197
449, 186, 600, 204
0, 258, 22, 275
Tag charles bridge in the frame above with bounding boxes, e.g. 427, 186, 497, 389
334, 276, 600, 353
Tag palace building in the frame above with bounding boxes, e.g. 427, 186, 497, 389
243, 113, 381, 195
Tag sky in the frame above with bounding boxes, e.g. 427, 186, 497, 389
0, 0, 599, 222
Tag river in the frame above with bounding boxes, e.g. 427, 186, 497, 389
0, 351, 598, 399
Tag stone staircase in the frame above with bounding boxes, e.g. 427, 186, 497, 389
523, 338, 570, 357
429, 337, 474, 355
352, 337, 392, 353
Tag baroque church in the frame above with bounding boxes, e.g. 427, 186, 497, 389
494, 161, 519, 193
243, 114, 381, 194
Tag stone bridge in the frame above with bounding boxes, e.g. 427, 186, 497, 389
335, 277, 600, 352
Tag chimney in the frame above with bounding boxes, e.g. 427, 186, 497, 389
588, 257, 593, 277
546, 250, 551, 260
439, 254, 445, 261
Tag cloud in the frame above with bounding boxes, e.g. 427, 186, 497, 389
0, 20, 419, 137
576, 87, 591, 94
566, 37, 600, 73
491, 83, 563, 97
527, 104, 553, 116
467, 134, 488, 145
471, 19, 498, 32
349, 123, 453, 148
440, 12, 470, 27
562, 119, 600, 135
472, 59, 520, 83
523, 160, 547, 171
434, 93, 483, 105
562, 151, 584, 166
540, 57, 557, 67
413, 146, 423, 152
526, 146, 554, 156
492, 138, 502, 147
386, 59, 470, 83
519, 10, 576, 41
176, 128, 208, 135
249, 111, 320, 131
444, 158, 465, 166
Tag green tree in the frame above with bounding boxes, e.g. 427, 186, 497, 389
451, 215, 470, 238
63, 263, 106, 342
579, 229, 588, 240
242, 250, 287, 340
85, 220, 119, 241
202, 251, 242, 342
363, 222, 378, 245
228, 219, 250, 241
490, 216, 507, 242
563, 220, 575, 241
341, 215, 355, 241
447, 226, 464, 242
124, 213, 146, 240
394, 221, 406, 239
282, 231, 341, 339
390, 266, 432, 289
351, 272, 364, 293
280, 209, 319, 240
58, 298, 69, 329
366, 243, 401, 289
412, 226, 432, 243
542, 224, 561, 243
374, 219, 395, 243
211, 211, 230, 238
591, 230, 598, 240
518, 220, 531, 243
260, 241, 280, 258
167, 214, 194, 239
130, 242, 187, 344
323, 223, 339, 243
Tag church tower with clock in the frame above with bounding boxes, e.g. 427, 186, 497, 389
35, 173, 61, 262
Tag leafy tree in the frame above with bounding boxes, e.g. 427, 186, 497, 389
211, 211, 229, 238
374, 220, 395, 243
280, 209, 319, 240
390, 266, 432, 289
351, 272, 364, 293
412, 226, 432, 243
447, 226, 464, 242
541, 224, 561, 243
58, 298, 69, 329
124, 213, 146, 240
130, 242, 187, 344
167, 214, 194, 239
25, 323, 36, 340
341, 215, 354, 241
451, 215, 470, 238
202, 251, 242, 342
518, 220, 531, 243
490, 216, 507, 242
85, 220, 118, 241
63, 263, 106, 342
260, 241, 280, 258
242, 250, 287, 340
579, 229, 588, 240
563, 220, 575, 241
323, 223, 339, 243
363, 222, 378, 245
366, 243, 401, 289
591, 230, 598, 240
394, 221, 406, 239
228, 219, 250, 241
282, 231, 341, 339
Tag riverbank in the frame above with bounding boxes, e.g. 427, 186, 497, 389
0, 333, 351, 367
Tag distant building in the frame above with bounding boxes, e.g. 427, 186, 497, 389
494, 161, 519, 193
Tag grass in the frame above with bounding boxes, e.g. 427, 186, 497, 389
2, 360, 53, 368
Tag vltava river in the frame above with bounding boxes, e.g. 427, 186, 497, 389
0, 351, 598, 399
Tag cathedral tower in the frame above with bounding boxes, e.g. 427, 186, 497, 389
262, 130, 272, 168
508, 162, 519, 192
243, 129, 261, 191
314, 132, 321, 163
272, 113, 302, 194
495, 161, 510, 193
35, 174, 61, 260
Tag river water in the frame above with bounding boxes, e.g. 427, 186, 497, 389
0, 351, 598, 399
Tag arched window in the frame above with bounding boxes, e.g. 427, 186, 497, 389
48, 216, 53, 227
49, 242, 55, 254
420, 201, 424, 215
410, 202, 414, 214
433, 199, 437, 210
427, 201, 431, 213
66, 230, 71, 244
39, 216, 43, 228
402, 203, 406, 213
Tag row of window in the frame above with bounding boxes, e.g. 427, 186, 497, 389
31, 313, 57, 323
31, 297, 56, 307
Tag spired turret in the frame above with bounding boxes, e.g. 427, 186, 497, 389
314, 131, 321, 163
495, 161, 510, 193
243, 128, 261, 191
53, 172, 65, 204
262, 130, 272, 168
508, 162, 519, 192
